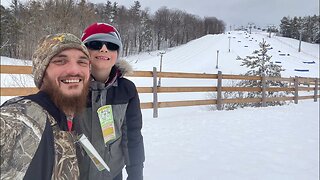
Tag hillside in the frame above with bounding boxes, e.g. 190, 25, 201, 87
127, 30, 319, 78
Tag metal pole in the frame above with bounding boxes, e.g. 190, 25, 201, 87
268, 30, 271, 38
158, 52, 165, 87
298, 31, 302, 52
216, 50, 219, 69
228, 37, 231, 52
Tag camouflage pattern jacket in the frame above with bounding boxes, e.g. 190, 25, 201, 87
0, 91, 79, 180
74, 60, 145, 180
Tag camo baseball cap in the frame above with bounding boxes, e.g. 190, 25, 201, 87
32, 33, 90, 89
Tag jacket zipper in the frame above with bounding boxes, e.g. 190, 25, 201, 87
106, 136, 121, 160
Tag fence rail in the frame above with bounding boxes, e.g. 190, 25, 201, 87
1, 65, 319, 117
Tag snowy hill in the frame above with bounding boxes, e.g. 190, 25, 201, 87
0, 30, 319, 180
126, 30, 319, 78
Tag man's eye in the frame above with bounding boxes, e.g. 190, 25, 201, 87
79, 60, 89, 66
51, 59, 66, 65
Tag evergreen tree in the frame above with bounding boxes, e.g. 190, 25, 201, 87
94, 1, 113, 23
128, 1, 142, 50
280, 16, 292, 37
240, 39, 283, 77
138, 10, 153, 52
77, 0, 96, 31
104, 1, 113, 23
290, 16, 300, 39
311, 15, 320, 43
224, 39, 290, 109
280, 15, 319, 43
0, 5, 22, 58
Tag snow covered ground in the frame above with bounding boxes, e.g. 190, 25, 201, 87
142, 100, 319, 180
1, 30, 319, 179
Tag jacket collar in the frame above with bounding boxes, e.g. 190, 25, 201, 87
90, 59, 132, 90
24, 91, 67, 129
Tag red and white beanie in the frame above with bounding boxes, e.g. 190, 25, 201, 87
81, 22, 122, 50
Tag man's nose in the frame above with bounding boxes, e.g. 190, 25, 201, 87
65, 61, 82, 75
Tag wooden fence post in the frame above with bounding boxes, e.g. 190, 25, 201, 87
314, 78, 318, 102
152, 67, 158, 118
217, 71, 222, 110
294, 76, 299, 104
261, 74, 266, 107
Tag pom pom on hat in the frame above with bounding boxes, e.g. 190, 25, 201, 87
81, 23, 123, 50
32, 33, 90, 89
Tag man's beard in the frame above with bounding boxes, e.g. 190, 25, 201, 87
41, 76, 89, 115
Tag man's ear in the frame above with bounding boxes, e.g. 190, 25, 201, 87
39, 72, 47, 90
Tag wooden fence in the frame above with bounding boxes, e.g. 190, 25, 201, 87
1, 65, 319, 117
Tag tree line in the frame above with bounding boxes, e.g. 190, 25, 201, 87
0, 0, 225, 59
279, 15, 319, 43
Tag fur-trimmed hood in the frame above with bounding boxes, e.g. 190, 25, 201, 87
91, 59, 133, 85
115, 59, 133, 77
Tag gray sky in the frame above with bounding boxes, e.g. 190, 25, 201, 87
103, 0, 319, 27
1, 0, 319, 28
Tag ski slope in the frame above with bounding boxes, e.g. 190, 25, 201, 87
126, 30, 319, 80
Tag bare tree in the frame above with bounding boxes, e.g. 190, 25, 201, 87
153, 6, 170, 50
2, 0, 227, 59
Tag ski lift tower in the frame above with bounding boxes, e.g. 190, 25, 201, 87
248, 23, 254, 34
158, 51, 166, 86
298, 30, 302, 52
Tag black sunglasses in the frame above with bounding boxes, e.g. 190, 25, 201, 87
85, 41, 119, 51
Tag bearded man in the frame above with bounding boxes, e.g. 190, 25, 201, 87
0, 33, 90, 180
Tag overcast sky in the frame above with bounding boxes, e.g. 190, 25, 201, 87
112, 0, 319, 27
1, 0, 319, 28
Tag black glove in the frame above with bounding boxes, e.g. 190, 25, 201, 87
126, 164, 144, 180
